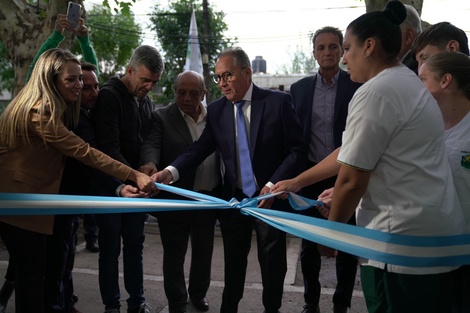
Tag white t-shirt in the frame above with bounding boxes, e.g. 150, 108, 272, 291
445, 111, 470, 231
338, 64, 466, 274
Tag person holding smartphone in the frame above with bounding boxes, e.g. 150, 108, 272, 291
26, 13, 94, 82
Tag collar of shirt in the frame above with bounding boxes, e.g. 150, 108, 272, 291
232, 82, 254, 121
318, 70, 340, 88
231, 82, 254, 104
178, 102, 207, 123
241, 82, 254, 103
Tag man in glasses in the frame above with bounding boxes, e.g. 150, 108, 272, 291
153, 47, 305, 313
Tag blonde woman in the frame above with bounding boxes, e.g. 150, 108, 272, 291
419, 51, 470, 312
0, 48, 155, 313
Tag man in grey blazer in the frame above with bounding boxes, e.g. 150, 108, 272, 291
140, 71, 221, 313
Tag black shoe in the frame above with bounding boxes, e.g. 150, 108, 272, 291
190, 297, 209, 312
86, 242, 100, 253
333, 304, 348, 313
301, 304, 320, 313
72, 294, 79, 304
128, 303, 150, 313
0, 280, 14, 313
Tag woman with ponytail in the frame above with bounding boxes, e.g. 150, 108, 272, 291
314, 1, 464, 312
271, 1, 468, 313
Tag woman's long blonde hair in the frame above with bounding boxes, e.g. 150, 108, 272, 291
0, 48, 81, 148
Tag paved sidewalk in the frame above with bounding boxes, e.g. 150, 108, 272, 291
0, 223, 368, 313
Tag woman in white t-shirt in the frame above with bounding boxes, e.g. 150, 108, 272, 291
419, 51, 470, 313
271, 2, 467, 311
321, 1, 465, 312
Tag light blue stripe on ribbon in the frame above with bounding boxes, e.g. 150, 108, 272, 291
1, 184, 469, 267
287, 192, 324, 210
241, 207, 470, 267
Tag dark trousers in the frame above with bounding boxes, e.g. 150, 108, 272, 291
95, 212, 146, 311
83, 214, 98, 244
158, 208, 217, 313
361, 265, 457, 313
301, 175, 358, 308
219, 190, 287, 313
0, 222, 47, 313
64, 217, 79, 312
454, 265, 470, 313
44, 215, 80, 313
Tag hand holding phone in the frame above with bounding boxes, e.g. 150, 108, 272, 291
66, 2, 81, 29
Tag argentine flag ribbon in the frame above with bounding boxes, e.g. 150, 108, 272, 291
1, 183, 469, 267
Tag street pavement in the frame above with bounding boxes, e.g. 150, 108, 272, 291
0, 222, 368, 313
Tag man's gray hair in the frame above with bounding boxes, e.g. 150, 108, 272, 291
401, 4, 422, 35
129, 45, 165, 74
218, 47, 251, 69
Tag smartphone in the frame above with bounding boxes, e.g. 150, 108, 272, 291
66, 2, 81, 29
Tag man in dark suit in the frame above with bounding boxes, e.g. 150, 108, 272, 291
154, 47, 305, 313
290, 27, 361, 313
139, 71, 221, 313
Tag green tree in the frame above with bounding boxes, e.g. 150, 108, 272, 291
0, 42, 13, 94
150, 0, 235, 104
281, 45, 316, 74
86, 5, 142, 82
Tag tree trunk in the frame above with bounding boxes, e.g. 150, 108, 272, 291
201, 0, 211, 102
0, 0, 79, 96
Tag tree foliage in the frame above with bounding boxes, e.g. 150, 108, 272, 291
0, 42, 14, 93
150, 0, 235, 104
85, 5, 142, 81
281, 45, 316, 75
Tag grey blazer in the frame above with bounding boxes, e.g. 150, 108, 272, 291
140, 102, 220, 192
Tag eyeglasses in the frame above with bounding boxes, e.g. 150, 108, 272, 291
211, 68, 246, 84
211, 71, 236, 84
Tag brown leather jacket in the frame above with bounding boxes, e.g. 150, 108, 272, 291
0, 109, 133, 234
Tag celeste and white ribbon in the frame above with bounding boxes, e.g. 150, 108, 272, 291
1, 183, 469, 267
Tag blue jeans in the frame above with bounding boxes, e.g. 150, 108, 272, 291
95, 212, 146, 311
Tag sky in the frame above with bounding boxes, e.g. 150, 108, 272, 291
86, 0, 470, 74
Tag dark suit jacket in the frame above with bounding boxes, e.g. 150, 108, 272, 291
140, 102, 220, 194
290, 69, 362, 157
60, 109, 126, 197
171, 84, 306, 198
402, 51, 419, 75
